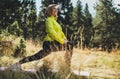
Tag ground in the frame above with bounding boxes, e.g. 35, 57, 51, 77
0, 40, 120, 79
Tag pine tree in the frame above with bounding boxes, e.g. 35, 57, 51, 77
35, 0, 48, 41
94, 0, 118, 52
72, 0, 85, 48
83, 3, 94, 48
58, 0, 74, 40
111, 5, 120, 49
0, 0, 21, 30
18, 0, 37, 39
28, 0, 37, 38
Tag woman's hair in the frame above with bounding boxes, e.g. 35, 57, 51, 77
45, 4, 57, 17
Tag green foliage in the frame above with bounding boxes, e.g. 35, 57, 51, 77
14, 38, 26, 57
65, 0, 84, 48
83, 3, 94, 48
0, 30, 26, 57
93, 0, 120, 52
0, 0, 21, 29
0, 0, 120, 52
0, 0, 37, 39
8, 21, 23, 36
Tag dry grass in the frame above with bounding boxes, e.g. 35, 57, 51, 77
25, 39, 41, 56
0, 40, 120, 79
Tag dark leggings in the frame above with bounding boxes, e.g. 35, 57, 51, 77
19, 41, 73, 64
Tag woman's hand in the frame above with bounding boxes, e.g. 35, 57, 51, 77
64, 39, 68, 44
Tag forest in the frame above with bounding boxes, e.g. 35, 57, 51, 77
0, 0, 120, 52
0, 0, 120, 79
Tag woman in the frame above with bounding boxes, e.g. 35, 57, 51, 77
10, 4, 73, 70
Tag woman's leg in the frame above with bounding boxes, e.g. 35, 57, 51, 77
9, 41, 55, 70
49, 41, 73, 67
9, 41, 73, 70
64, 41, 73, 67
8, 49, 49, 70
19, 49, 47, 64
19, 41, 61, 64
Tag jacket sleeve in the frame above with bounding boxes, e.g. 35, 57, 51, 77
45, 19, 65, 44
61, 31, 66, 40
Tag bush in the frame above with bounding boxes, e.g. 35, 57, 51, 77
13, 39, 26, 57
0, 30, 26, 57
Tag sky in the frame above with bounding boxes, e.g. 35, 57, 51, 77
36, 0, 120, 16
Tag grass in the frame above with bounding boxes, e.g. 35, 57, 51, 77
0, 40, 120, 79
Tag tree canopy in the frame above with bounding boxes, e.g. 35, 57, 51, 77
0, 0, 120, 52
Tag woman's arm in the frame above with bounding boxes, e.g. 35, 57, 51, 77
46, 19, 65, 44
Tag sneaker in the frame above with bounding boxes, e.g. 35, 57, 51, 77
8, 63, 22, 71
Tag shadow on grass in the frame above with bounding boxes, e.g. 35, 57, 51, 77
0, 65, 89, 79
0, 69, 36, 79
